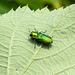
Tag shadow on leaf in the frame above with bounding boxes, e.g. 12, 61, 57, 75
28, 38, 52, 50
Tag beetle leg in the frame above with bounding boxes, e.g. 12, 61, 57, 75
41, 30, 47, 33
34, 40, 37, 49
49, 35, 53, 38
34, 44, 36, 49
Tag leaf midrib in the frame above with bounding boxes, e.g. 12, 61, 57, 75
7, 28, 15, 75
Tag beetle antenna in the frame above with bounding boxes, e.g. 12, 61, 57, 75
28, 29, 31, 39
34, 28, 38, 32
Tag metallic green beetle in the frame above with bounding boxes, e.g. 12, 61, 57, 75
30, 31, 53, 44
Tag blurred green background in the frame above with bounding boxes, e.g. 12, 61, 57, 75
0, 0, 75, 14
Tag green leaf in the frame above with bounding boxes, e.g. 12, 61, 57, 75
0, 4, 75, 75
